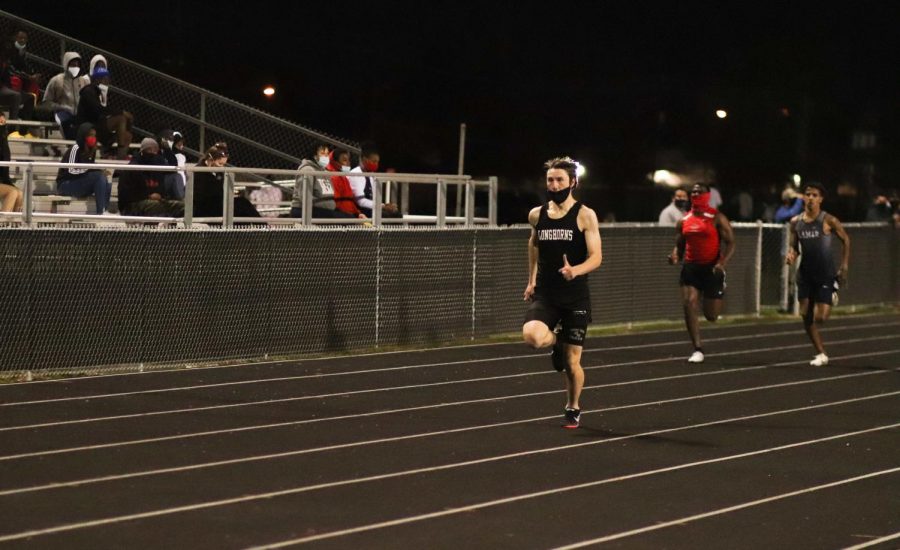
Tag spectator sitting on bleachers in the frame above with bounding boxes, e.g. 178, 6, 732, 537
291, 142, 347, 219
0, 30, 40, 137
193, 144, 260, 219
75, 68, 133, 160
39, 51, 86, 140
329, 148, 366, 219
0, 113, 23, 212
55, 122, 112, 214
156, 128, 185, 198
349, 141, 400, 218
117, 138, 184, 217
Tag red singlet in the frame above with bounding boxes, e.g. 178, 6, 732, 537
682, 209, 720, 264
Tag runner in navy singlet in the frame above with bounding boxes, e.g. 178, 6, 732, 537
786, 182, 851, 366
668, 183, 736, 363
523, 157, 603, 429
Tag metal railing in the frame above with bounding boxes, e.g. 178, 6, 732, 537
0, 160, 497, 228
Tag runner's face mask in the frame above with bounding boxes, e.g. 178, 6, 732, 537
547, 186, 572, 205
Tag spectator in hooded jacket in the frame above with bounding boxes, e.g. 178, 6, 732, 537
192, 144, 261, 220
39, 51, 86, 139
75, 67, 134, 159
55, 122, 112, 214
156, 128, 185, 198
292, 142, 344, 219
118, 138, 184, 217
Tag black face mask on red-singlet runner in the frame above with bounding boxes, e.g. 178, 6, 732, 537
547, 186, 571, 206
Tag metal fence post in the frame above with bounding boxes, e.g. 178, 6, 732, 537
780, 223, 790, 312
489, 176, 498, 226
465, 178, 475, 227
223, 171, 234, 228
436, 179, 446, 228
755, 220, 763, 316
372, 176, 382, 227
184, 171, 194, 228
23, 163, 34, 228
401, 182, 409, 217
302, 174, 312, 225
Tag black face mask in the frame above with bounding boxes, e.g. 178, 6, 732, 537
674, 199, 689, 210
547, 186, 572, 205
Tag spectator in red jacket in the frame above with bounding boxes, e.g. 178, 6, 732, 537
329, 148, 366, 219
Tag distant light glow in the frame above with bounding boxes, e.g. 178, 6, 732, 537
576, 163, 586, 178
653, 170, 683, 187
792, 174, 802, 187
780, 107, 790, 117
263, 86, 276, 97
715, 110, 728, 119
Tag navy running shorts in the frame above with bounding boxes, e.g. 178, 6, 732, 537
797, 272, 836, 305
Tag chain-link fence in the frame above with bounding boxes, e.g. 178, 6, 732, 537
1, 223, 895, 377
0, 9, 359, 181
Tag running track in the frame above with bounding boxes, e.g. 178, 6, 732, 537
0, 314, 898, 549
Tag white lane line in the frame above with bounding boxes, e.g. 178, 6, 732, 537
257, 428, 900, 548
1, 394, 897, 544
1, 316, 892, 389
0, 360, 896, 487
844, 531, 900, 549
553, 468, 900, 549
1, 336, 895, 434
1, 327, 896, 409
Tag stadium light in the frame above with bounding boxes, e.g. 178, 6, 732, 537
715, 109, 727, 119
576, 163, 587, 179
263, 86, 276, 98
653, 169, 683, 187
792, 174, 801, 187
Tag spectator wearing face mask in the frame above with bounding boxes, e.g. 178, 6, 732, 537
75, 67, 134, 159
329, 148, 366, 219
291, 142, 345, 219
658, 187, 689, 226
39, 51, 86, 140
55, 122, 112, 214
348, 141, 400, 218
117, 138, 184, 217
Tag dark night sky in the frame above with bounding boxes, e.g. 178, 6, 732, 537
7, 2, 900, 219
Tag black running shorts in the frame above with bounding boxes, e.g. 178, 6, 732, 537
525, 292, 592, 346
680, 262, 726, 299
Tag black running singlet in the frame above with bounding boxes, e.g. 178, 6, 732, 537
535, 202, 589, 299
796, 211, 836, 283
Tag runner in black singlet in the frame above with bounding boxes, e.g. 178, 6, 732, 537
786, 183, 851, 366
523, 157, 603, 428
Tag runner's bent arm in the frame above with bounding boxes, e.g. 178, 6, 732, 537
715, 212, 736, 272
827, 214, 851, 284
785, 217, 799, 265
572, 206, 602, 277
669, 219, 685, 264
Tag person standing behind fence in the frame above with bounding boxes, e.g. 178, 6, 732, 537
785, 183, 850, 366
0, 31, 40, 137
0, 113, 23, 212
658, 187, 689, 226
668, 183, 736, 363
522, 156, 603, 429
55, 122, 111, 214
